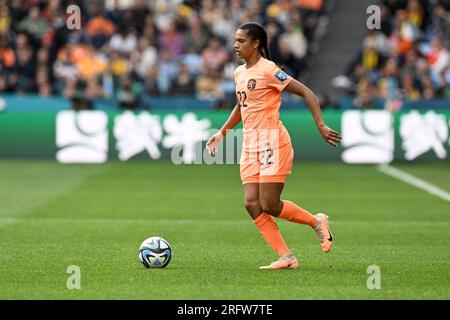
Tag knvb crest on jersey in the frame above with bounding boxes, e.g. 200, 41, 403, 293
247, 79, 257, 90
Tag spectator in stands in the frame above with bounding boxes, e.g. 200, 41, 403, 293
18, 6, 48, 44
85, 3, 116, 49
127, 4, 148, 34
266, 21, 282, 60
218, 56, 239, 109
151, 0, 179, 33
354, 80, 379, 109
338, 0, 449, 106
0, 4, 11, 37
363, 29, 391, 57
240, 1, 264, 25
36, 65, 52, 96
265, 1, 291, 26
170, 62, 196, 95
37, 47, 50, 70
76, 46, 108, 81
43, 0, 63, 22
141, 14, 158, 44
141, 65, 160, 98
12, 44, 36, 93
379, 4, 394, 36
211, 10, 235, 45
53, 47, 77, 93
109, 50, 129, 79
274, 36, 298, 77
423, 35, 449, 89
402, 47, 420, 74
0, 35, 15, 71
298, 0, 325, 14
228, 0, 245, 24
407, 0, 427, 30
414, 56, 432, 86
390, 9, 422, 56
0, 0, 329, 106
196, 66, 224, 100
8, 0, 27, 33
133, 37, 158, 80
181, 45, 203, 77
400, 71, 421, 99
340, 30, 389, 87
14, 32, 30, 51
421, 75, 437, 99
117, 77, 138, 109
279, 21, 308, 77
361, 34, 385, 73
109, 26, 138, 57
183, 15, 209, 54
383, 0, 408, 16
429, 3, 450, 44
286, 9, 308, 52
157, 48, 178, 95
378, 57, 401, 97
201, 37, 229, 73
158, 20, 185, 60
199, 0, 216, 27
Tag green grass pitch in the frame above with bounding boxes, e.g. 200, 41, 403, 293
0, 160, 449, 299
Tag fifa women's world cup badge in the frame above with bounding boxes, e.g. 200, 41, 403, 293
247, 79, 257, 90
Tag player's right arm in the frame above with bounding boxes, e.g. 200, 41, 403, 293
206, 104, 241, 155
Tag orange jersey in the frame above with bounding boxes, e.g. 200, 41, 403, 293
234, 57, 293, 152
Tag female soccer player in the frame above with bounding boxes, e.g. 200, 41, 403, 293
206, 23, 341, 269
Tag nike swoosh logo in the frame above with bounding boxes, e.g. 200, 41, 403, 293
327, 227, 333, 242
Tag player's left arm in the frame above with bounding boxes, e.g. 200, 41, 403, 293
285, 79, 342, 147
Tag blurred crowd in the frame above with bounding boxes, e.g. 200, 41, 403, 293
0, 0, 326, 109
335, 0, 450, 109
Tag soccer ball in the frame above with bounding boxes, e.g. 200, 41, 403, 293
138, 236, 172, 268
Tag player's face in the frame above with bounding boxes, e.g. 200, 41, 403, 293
234, 29, 259, 60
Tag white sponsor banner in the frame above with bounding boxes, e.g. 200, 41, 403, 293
56, 111, 108, 163
341, 110, 394, 164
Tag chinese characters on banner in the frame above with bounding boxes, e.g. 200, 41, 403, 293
114, 111, 163, 161
342, 110, 450, 163
56, 109, 450, 164
56, 111, 211, 164
400, 110, 448, 161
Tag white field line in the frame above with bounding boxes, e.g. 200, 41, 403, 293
0, 218, 18, 229
377, 164, 450, 203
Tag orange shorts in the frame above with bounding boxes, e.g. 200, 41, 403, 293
240, 143, 294, 185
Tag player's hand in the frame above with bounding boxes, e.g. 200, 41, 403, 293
318, 124, 341, 147
206, 131, 224, 156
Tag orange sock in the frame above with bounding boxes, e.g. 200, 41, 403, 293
253, 213, 290, 256
279, 200, 318, 228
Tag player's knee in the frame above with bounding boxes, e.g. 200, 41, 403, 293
244, 200, 261, 216
260, 199, 280, 216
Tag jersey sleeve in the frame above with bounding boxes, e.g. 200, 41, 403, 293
265, 62, 293, 92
